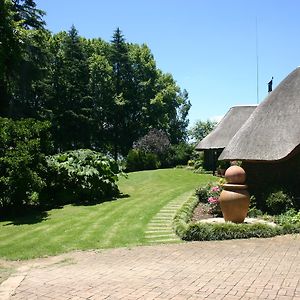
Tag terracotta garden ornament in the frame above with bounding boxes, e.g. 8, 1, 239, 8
219, 166, 250, 223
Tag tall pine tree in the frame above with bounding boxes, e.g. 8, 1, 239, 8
0, 0, 48, 117
48, 26, 90, 150
109, 28, 133, 159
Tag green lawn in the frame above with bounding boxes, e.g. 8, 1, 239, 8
0, 169, 214, 260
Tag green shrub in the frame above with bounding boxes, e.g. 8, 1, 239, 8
164, 143, 194, 167
173, 190, 300, 242
276, 209, 300, 226
187, 160, 194, 167
126, 149, 160, 172
46, 149, 124, 204
247, 195, 263, 217
265, 190, 294, 215
193, 167, 213, 174
248, 207, 263, 218
194, 159, 203, 170
0, 118, 52, 208
195, 186, 209, 203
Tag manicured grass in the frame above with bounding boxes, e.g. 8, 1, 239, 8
0, 169, 214, 260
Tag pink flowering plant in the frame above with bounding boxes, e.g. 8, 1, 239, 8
195, 181, 223, 216
207, 184, 222, 216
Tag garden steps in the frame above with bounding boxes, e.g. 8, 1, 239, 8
144, 190, 193, 244
145, 233, 178, 239
145, 229, 175, 234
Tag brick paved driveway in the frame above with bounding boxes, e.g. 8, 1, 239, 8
1, 234, 300, 300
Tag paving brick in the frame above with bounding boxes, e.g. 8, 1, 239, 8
0, 234, 298, 300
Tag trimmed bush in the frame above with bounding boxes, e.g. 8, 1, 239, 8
173, 194, 199, 238
183, 222, 282, 241
0, 118, 52, 208
126, 149, 160, 172
173, 192, 300, 242
46, 149, 124, 204
265, 190, 294, 215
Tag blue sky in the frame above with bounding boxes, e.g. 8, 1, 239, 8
36, 0, 300, 126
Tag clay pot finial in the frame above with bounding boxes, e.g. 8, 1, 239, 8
225, 165, 246, 184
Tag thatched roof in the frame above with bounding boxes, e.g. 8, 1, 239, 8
195, 105, 257, 150
220, 67, 300, 162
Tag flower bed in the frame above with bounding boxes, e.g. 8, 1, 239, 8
173, 188, 300, 241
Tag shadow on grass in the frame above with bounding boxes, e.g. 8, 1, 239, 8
1, 208, 49, 226
71, 192, 130, 206
1, 193, 131, 225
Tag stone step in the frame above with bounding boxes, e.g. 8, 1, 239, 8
145, 229, 174, 233
154, 213, 174, 217
147, 224, 172, 227
148, 222, 171, 225
145, 233, 177, 238
146, 227, 173, 231
155, 213, 175, 216
145, 233, 178, 239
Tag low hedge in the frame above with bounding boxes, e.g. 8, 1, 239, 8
173, 195, 300, 241
173, 194, 199, 238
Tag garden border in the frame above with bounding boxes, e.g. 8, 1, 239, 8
173, 194, 300, 241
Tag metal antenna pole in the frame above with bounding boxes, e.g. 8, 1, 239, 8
256, 17, 259, 104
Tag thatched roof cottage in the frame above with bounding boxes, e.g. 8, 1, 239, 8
195, 105, 257, 172
219, 67, 300, 203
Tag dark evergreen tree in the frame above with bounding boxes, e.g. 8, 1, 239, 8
87, 50, 113, 151
11, 0, 45, 29
0, 0, 48, 117
0, 0, 19, 116
47, 26, 90, 150
109, 28, 134, 159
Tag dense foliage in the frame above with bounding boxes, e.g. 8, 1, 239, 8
249, 186, 298, 216
1, 0, 191, 158
126, 129, 194, 171
126, 149, 160, 172
164, 143, 194, 167
46, 149, 124, 204
0, 117, 52, 208
265, 189, 294, 215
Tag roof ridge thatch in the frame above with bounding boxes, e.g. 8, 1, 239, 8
195, 105, 257, 150
220, 67, 300, 161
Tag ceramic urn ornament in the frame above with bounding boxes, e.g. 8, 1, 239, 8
219, 166, 250, 223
